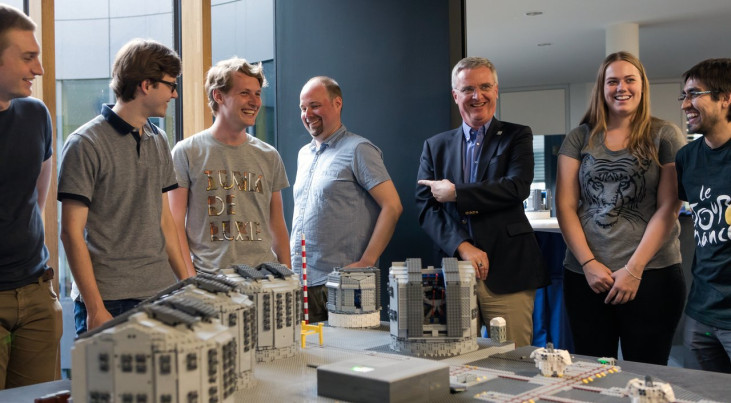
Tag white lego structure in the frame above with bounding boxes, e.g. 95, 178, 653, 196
72, 275, 256, 403
326, 267, 381, 328
489, 317, 507, 343
389, 258, 479, 357
222, 262, 302, 362
530, 342, 573, 377
626, 376, 676, 403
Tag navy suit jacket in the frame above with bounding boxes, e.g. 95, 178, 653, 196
416, 119, 548, 294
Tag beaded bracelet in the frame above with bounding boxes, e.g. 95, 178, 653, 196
580, 257, 596, 267
623, 264, 642, 280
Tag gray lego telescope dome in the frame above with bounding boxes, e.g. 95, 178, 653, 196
326, 266, 382, 328
388, 258, 479, 357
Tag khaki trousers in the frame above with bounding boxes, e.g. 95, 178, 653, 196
0, 279, 63, 389
475, 280, 535, 347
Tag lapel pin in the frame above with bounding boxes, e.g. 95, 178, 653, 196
497, 131, 502, 136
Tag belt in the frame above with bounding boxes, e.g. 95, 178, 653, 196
38, 267, 55, 284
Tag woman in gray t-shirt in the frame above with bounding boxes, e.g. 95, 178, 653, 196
556, 51, 686, 365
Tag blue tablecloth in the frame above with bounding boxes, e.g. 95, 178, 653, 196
532, 231, 574, 351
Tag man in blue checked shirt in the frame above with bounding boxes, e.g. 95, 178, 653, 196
291, 76, 402, 323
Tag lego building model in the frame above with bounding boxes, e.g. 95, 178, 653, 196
222, 262, 302, 362
489, 317, 507, 343
530, 342, 573, 377
325, 267, 381, 328
626, 376, 676, 403
71, 274, 256, 403
388, 258, 479, 357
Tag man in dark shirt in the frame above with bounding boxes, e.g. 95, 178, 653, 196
676, 58, 731, 373
0, 4, 62, 389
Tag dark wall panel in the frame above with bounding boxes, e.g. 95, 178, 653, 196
275, 0, 454, 270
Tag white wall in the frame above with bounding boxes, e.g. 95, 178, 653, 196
651, 81, 684, 130
502, 79, 686, 135
499, 88, 567, 135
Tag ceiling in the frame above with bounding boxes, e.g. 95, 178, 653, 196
466, 0, 731, 89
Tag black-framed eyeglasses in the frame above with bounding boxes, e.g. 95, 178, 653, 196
678, 90, 717, 102
151, 78, 178, 93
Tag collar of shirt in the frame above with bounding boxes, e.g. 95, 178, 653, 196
308, 125, 348, 153
461, 119, 492, 141
101, 104, 159, 136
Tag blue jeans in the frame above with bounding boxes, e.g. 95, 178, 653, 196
74, 299, 141, 337
684, 316, 731, 373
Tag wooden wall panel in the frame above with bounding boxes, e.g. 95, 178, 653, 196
181, 0, 213, 138
28, 0, 60, 380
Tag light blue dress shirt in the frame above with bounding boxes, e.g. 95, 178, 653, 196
290, 126, 391, 287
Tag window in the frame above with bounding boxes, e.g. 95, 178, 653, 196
211, 0, 275, 145
55, 0, 178, 297
4, 0, 24, 11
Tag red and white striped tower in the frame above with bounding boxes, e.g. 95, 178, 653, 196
301, 233, 309, 324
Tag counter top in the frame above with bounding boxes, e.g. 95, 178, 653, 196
529, 217, 560, 233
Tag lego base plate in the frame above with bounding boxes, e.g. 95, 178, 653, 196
236, 325, 722, 402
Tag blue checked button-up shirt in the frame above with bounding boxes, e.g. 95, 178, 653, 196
290, 126, 391, 287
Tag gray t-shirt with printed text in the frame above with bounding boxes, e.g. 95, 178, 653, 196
172, 130, 289, 272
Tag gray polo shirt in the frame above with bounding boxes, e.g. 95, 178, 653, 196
58, 104, 178, 301
290, 126, 391, 286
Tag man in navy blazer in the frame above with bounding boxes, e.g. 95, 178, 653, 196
417, 57, 547, 347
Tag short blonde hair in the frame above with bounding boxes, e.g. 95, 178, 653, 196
206, 57, 267, 115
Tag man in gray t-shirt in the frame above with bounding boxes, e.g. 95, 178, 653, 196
170, 58, 290, 274
291, 76, 403, 323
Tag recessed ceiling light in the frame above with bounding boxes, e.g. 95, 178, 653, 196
537, 42, 552, 47
526, 11, 543, 16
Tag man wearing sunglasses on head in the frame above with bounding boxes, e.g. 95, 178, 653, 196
58, 39, 192, 336
676, 58, 731, 373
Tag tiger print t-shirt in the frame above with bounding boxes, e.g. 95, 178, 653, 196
559, 120, 686, 274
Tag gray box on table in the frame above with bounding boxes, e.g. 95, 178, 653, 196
317, 355, 449, 402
